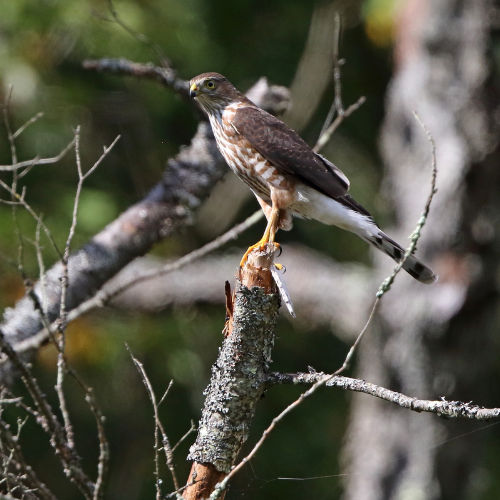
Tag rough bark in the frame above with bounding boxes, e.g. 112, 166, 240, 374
341, 1, 500, 499
183, 247, 280, 499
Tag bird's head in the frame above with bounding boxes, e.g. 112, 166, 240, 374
189, 72, 243, 114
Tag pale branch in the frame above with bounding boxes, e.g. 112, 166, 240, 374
12, 111, 44, 140
11, 210, 263, 354
267, 372, 500, 420
0, 417, 56, 500
313, 96, 366, 153
0, 329, 95, 497
0, 138, 75, 173
127, 347, 179, 495
0, 176, 62, 259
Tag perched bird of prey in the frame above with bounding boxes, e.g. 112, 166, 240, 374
189, 72, 436, 284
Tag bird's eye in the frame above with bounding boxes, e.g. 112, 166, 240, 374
206, 80, 215, 89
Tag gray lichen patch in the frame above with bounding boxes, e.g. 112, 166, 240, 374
188, 282, 279, 473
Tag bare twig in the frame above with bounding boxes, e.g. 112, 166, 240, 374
267, 372, 500, 420
318, 12, 344, 138
333, 111, 438, 375
0, 177, 62, 259
0, 417, 56, 499
105, 0, 169, 65
2, 87, 26, 280
103, 209, 262, 303
13, 111, 44, 139
0, 138, 75, 173
333, 297, 380, 375
0, 329, 94, 497
14, 210, 263, 354
313, 15, 366, 153
127, 346, 179, 496
314, 96, 366, 153
172, 421, 196, 454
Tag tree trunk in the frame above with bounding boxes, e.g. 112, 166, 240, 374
341, 0, 500, 498
183, 247, 280, 499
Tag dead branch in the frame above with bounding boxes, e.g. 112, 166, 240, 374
183, 246, 280, 500
15, 210, 264, 353
83, 58, 188, 97
127, 347, 179, 497
267, 372, 500, 420
0, 330, 94, 497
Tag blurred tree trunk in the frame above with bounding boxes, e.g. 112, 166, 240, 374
341, 0, 500, 499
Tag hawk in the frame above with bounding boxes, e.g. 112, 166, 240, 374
189, 72, 436, 284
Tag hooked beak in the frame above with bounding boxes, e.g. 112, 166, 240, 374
189, 83, 198, 98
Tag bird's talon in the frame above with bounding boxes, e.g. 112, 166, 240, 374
274, 262, 286, 273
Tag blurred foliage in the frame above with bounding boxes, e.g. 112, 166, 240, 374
1, 0, 498, 499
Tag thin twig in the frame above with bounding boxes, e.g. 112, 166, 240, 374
333, 297, 380, 375
314, 15, 366, 154
106, 0, 168, 65
313, 96, 366, 153
12, 111, 44, 139
2, 87, 25, 279
0, 329, 94, 497
0, 417, 56, 499
318, 12, 344, 139
127, 346, 179, 494
14, 210, 263, 354
171, 421, 196, 454
104, 209, 262, 303
0, 138, 76, 172
267, 372, 500, 420
333, 111, 438, 375
0, 176, 63, 258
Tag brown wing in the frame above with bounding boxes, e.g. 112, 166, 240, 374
232, 106, 349, 198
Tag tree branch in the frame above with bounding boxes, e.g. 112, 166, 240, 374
267, 372, 500, 420
183, 246, 280, 500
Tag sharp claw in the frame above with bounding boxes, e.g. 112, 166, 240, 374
274, 262, 286, 273
240, 239, 282, 267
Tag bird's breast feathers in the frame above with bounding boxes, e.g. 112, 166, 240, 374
210, 103, 293, 198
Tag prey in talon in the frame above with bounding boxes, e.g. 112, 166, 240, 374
189, 72, 436, 284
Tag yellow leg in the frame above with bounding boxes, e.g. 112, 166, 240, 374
240, 205, 281, 267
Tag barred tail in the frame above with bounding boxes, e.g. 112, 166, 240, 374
365, 231, 437, 284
